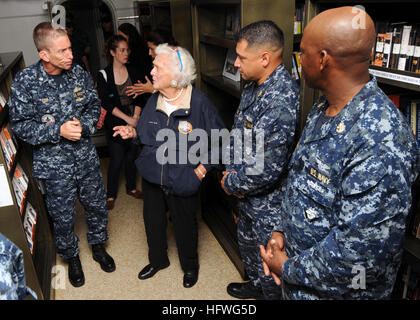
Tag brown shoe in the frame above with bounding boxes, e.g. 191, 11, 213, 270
127, 190, 143, 199
106, 198, 115, 210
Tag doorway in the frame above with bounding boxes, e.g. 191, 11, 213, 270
54, 0, 116, 83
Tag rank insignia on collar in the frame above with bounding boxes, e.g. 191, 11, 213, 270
336, 122, 345, 133
258, 91, 263, 97
317, 102, 323, 108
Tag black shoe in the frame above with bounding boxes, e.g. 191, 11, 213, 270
183, 269, 199, 288
92, 243, 116, 273
138, 262, 170, 280
227, 281, 264, 300
68, 256, 85, 288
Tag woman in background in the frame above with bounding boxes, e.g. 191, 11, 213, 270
97, 35, 147, 210
118, 23, 151, 76
126, 29, 177, 98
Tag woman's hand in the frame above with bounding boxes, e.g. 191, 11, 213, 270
194, 164, 207, 182
126, 116, 138, 128
113, 125, 137, 139
126, 76, 154, 98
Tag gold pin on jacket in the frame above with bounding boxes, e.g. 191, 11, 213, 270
336, 122, 345, 133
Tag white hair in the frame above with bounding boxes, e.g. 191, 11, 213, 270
154, 43, 196, 87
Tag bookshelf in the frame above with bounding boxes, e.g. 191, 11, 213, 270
136, 0, 193, 54
191, 0, 294, 279
0, 52, 55, 300
298, 0, 420, 299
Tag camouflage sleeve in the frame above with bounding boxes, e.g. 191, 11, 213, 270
224, 103, 296, 195
8, 75, 61, 146
0, 233, 27, 300
281, 150, 411, 296
78, 70, 100, 136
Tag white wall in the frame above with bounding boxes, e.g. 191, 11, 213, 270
0, 0, 139, 67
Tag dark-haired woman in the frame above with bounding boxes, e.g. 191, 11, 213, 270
97, 35, 147, 210
117, 23, 151, 75
126, 29, 177, 98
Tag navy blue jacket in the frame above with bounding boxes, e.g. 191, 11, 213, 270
135, 86, 225, 196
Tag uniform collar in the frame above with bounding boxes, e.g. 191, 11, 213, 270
239, 63, 285, 111
156, 84, 193, 116
303, 76, 378, 144
37, 60, 77, 88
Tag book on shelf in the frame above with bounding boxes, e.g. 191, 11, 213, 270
23, 202, 37, 254
224, 6, 240, 39
291, 51, 302, 81
12, 163, 28, 215
291, 54, 299, 81
0, 124, 17, 172
294, 3, 305, 35
0, 92, 6, 111
404, 99, 420, 148
387, 94, 400, 108
222, 48, 240, 82
372, 21, 420, 73
373, 21, 387, 67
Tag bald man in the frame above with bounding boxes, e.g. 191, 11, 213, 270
260, 7, 420, 299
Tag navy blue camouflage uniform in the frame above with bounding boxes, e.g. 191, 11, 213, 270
224, 64, 300, 299
8, 61, 108, 260
0, 233, 37, 299
276, 77, 420, 299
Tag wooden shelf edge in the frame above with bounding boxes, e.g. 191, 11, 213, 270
369, 66, 420, 92
200, 34, 236, 49
201, 73, 241, 99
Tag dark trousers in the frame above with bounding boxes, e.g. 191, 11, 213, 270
44, 168, 108, 260
237, 211, 283, 300
142, 178, 199, 272
106, 137, 138, 199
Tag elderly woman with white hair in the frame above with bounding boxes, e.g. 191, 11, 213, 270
113, 44, 225, 288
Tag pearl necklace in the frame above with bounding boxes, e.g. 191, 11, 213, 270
163, 87, 184, 102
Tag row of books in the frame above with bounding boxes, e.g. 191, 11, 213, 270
291, 51, 302, 81
23, 202, 38, 255
11, 162, 29, 215
294, 3, 305, 35
372, 22, 420, 73
0, 124, 17, 172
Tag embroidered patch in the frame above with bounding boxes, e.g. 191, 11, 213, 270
41, 114, 55, 125
178, 121, 192, 134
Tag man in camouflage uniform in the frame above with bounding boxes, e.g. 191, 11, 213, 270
8, 22, 115, 288
221, 21, 300, 300
0, 233, 37, 299
260, 7, 420, 299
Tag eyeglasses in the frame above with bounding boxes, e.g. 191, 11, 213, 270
174, 48, 183, 72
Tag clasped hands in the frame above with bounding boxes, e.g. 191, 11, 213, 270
60, 117, 82, 141
259, 231, 289, 286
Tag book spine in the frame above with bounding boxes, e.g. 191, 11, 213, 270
406, 27, 417, 71
383, 31, 393, 68
398, 25, 413, 70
